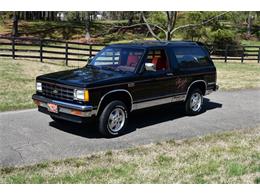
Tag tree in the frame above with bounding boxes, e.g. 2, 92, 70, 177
182, 12, 222, 41
85, 12, 91, 40
142, 11, 229, 41
127, 12, 135, 26
247, 11, 254, 37
12, 12, 19, 37
141, 11, 176, 40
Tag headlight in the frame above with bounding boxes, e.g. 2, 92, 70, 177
74, 89, 89, 101
36, 82, 42, 91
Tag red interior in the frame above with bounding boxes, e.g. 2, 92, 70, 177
127, 55, 139, 66
152, 56, 167, 70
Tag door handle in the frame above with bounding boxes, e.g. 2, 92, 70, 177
128, 82, 135, 87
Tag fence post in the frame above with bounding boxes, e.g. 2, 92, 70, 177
224, 45, 228, 63
241, 46, 244, 63
12, 36, 15, 59
89, 44, 92, 58
65, 42, 68, 66
40, 39, 43, 62
258, 47, 260, 63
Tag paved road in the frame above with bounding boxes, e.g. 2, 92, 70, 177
0, 89, 260, 167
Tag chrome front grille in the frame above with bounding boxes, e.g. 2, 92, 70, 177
41, 82, 74, 101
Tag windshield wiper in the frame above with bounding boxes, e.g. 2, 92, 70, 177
100, 66, 117, 71
85, 64, 101, 69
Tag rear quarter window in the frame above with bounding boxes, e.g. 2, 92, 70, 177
172, 46, 212, 68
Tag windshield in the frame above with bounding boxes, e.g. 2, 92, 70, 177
89, 47, 144, 73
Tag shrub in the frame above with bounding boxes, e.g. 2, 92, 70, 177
210, 29, 239, 48
255, 31, 260, 40
209, 29, 242, 56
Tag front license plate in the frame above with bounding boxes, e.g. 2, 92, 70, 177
47, 103, 58, 113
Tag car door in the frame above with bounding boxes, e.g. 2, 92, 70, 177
131, 48, 175, 107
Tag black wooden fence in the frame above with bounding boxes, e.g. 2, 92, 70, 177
0, 36, 260, 64
0, 36, 106, 65
207, 44, 260, 63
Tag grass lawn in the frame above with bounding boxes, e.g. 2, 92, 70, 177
0, 126, 259, 184
0, 58, 74, 111
241, 40, 260, 47
215, 62, 260, 90
0, 58, 260, 112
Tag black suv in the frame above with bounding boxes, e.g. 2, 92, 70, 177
32, 41, 218, 137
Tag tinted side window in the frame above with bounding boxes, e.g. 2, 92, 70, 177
173, 46, 211, 68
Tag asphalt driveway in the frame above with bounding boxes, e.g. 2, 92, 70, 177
0, 89, 259, 167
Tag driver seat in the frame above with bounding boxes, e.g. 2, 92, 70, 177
127, 55, 139, 67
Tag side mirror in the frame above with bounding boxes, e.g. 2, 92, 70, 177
87, 56, 94, 65
144, 63, 156, 72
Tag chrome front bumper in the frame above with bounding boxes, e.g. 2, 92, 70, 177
32, 94, 96, 117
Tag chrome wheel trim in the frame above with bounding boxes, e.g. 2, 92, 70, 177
190, 92, 202, 112
107, 107, 126, 133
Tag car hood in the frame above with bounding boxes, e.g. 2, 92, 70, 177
37, 66, 133, 88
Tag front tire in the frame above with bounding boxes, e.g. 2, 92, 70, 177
185, 88, 203, 115
98, 100, 128, 137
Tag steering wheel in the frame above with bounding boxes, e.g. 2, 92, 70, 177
128, 63, 136, 67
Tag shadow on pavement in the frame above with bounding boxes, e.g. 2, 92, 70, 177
50, 98, 222, 139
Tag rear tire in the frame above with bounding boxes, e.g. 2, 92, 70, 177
185, 88, 203, 116
98, 100, 128, 137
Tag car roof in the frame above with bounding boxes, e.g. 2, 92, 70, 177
109, 40, 201, 49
